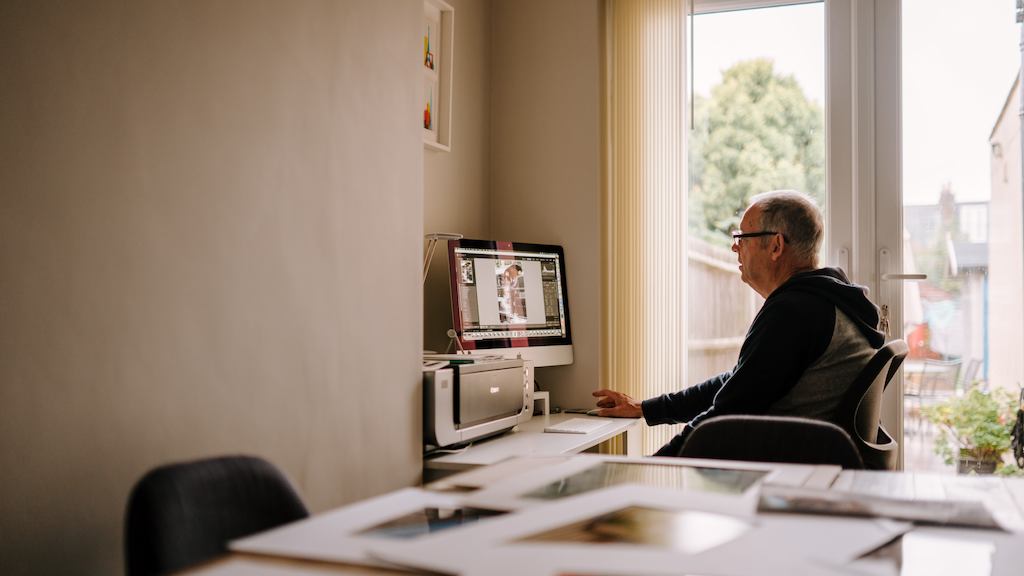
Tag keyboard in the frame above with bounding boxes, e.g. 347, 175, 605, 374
543, 417, 609, 435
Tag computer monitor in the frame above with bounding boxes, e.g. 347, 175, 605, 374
447, 239, 573, 367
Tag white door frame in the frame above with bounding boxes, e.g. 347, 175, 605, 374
829, 0, 904, 468
827, 0, 901, 463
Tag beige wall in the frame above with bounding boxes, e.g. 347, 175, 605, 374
422, 0, 605, 407
490, 0, 603, 410
988, 76, 1023, 393
423, 0, 493, 354
0, 1, 423, 573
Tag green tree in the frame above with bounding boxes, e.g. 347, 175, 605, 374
690, 59, 825, 245
914, 184, 965, 295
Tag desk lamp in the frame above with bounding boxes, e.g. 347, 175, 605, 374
423, 232, 463, 285
423, 232, 467, 354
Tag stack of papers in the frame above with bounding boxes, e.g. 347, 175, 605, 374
218, 455, 1024, 576
228, 455, 924, 575
758, 484, 1007, 530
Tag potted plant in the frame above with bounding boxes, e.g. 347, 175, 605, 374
921, 384, 1018, 475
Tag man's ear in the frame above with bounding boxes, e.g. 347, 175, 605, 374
770, 234, 785, 261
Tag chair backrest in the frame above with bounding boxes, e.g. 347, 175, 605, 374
678, 415, 865, 469
921, 358, 961, 396
124, 455, 309, 576
958, 358, 982, 390
835, 339, 908, 470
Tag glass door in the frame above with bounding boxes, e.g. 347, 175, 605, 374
898, 0, 1022, 473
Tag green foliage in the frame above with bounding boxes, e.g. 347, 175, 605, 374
909, 187, 968, 295
914, 244, 963, 296
921, 385, 1017, 467
689, 59, 825, 245
996, 462, 1024, 477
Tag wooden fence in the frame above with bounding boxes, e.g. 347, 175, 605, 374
640, 236, 760, 455
686, 236, 760, 384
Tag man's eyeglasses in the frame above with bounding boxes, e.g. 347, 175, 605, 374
731, 230, 785, 244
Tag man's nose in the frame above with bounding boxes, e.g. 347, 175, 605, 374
731, 241, 739, 253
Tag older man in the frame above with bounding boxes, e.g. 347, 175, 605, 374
592, 190, 884, 457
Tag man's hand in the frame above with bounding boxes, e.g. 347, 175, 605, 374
591, 388, 643, 418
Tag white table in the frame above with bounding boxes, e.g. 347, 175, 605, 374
183, 462, 1024, 576
423, 412, 642, 472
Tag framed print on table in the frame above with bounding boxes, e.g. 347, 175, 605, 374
459, 453, 823, 512
230, 488, 503, 568
423, 0, 454, 151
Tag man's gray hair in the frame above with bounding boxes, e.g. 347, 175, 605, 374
749, 190, 823, 265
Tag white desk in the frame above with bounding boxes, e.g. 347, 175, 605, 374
423, 413, 642, 472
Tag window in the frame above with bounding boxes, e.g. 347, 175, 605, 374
687, 1, 826, 388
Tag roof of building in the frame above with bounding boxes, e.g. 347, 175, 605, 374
951, 241, 988, 272
990, 70, 1020, 140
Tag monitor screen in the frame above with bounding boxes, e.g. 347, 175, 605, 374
447, 239, 573, 367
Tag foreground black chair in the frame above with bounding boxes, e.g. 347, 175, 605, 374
679, 415, 866, 469
835, 339, 908, 470
124, 455, 308, 575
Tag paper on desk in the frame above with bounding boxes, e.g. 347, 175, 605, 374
759, 484, 1008, 531
185, 557, 380, 575
426, 455, 571, 492
841, 527, 1005, 576
368, 484, 909, 576
457, 559, 893, 576
230, 487, 496, 569
459, 454, 807, 512
830, 471, 1024, 533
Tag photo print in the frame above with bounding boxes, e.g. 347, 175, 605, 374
358, 507, 504, 540
516, 505, 750, 555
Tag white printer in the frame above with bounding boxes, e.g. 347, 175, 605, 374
423, 358, 533, 448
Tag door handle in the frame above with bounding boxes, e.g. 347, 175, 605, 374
876, 248, 926, 339
881, 273, 927, 280
878, 248, 927, 282
836, 246, 850, 275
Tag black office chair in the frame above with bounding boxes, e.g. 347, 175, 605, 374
679, 415, 866, 469
835, 339, 908, 471
124, 455, 309, 576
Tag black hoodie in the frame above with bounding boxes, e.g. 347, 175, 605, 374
643, 267, 884, 457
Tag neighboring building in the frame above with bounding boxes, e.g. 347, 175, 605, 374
904, 196, 988, 254
958, 202, 989, 243
902, 193, 989, 364
987, 73, 1023, 393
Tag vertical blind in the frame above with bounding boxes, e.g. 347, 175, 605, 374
603, 0, 689, 454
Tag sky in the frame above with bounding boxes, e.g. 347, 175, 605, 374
693, 0, 1020, 206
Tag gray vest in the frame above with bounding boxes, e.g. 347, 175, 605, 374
767, 308, 875, 420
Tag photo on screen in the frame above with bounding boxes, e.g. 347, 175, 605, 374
495, 261, 528, 324
460, 259, 476, 284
